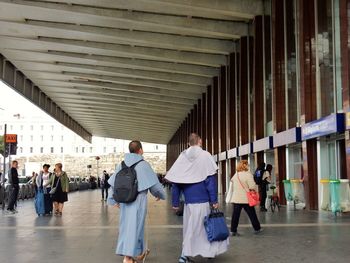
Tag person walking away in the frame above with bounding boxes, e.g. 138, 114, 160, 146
165, 133, 229, 263
46, 163, 69, 216
37, 164, 53, 215
7, 160, 20, 214
228, 160, 263, 236
101, 170, 110, 201
260, 164, 272, 211
107, 140, 166, 263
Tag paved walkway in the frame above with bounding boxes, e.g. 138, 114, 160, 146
1, 190, 350, 263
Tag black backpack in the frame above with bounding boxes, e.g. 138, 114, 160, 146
113, 160, 143, 203
254, 169, 265, 185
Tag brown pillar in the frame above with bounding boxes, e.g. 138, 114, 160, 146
340, 0, 350, 179
272, 0, 287, 205
220, 66, 227, 192
207, 85, 213, 154
240, 37, 250, 147
299, 0, 318, 210
197, 99, 202, 138
213, 77, 219, 155
254, 15, 265, 167
202, 93, 207, 150
229, 52, 238, 176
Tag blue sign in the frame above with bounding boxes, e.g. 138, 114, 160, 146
227, 148, 237, 159
273, 127, 302, 148
302, 113, 345, 140
253, 136, 273, 153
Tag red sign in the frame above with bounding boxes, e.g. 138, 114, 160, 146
5, 134, 17, 143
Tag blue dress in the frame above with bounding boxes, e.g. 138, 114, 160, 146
108, 153, 166, 257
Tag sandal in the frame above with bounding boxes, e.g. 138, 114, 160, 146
179, 256, 195, 263
135, 249, 150, 263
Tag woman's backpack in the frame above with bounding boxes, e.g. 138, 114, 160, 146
113, 160, 143, 203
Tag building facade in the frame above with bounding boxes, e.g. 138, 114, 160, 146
166, 0, 350, 210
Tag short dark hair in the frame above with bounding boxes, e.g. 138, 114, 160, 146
129, 140, 143, 153
188, 133, 201, 146
12, 160, 18, 165
43, 164, 50, 169
266, 164, 273, 171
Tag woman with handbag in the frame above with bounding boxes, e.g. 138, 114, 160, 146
227, 160, 263, 236
46, 163, 69, 217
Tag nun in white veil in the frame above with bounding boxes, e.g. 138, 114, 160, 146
165, 133, 229, 263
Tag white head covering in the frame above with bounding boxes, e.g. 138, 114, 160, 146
165, 146, 218, 184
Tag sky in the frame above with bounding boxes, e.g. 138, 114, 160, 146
0, 81, 53, 121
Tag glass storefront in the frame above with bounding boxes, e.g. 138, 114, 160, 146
287, 144, 303, 180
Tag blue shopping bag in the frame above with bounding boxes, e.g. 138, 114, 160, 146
35, 188, 45, 216
204, 209, 229, 242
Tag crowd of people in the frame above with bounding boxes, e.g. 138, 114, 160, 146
4, 161, 69, 216
2, 135, 275, 262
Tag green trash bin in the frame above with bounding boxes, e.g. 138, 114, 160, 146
329, 180, 341, 213
283, 180, 293, 202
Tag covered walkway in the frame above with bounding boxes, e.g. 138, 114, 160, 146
1, 190, 350, 263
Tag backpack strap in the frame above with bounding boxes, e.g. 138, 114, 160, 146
121, 161, 127, 169
130, 159, 144, 168
121, 159, 144, 169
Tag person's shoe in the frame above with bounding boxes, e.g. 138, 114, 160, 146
135, 249, 150, 262
260, 208, 268, 212
231, 232, 241, 236
178, 256, 191, 263
254, 228, 264, 234
6, 209, 16, 214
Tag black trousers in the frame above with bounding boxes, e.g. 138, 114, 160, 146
7, 184, 19, 210
260, 184, 267, 209
101, 187, 108, 199
231, 203, 261, 233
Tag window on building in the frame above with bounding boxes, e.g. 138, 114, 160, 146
40, 135, 44, 141
76, 147, 78, 153
61, 147, 64, 153
30, 135, 33, 142
30, 147, 33, 153
41, 125, 44, 131
51, 125, 54, 131
156, 145, 159, 150
20, 135, 23, 141
90, 147, 93, 153
113, 147, 117, 153
50, 147, 54, 153
30, 125, 33, 131
51, 135, 54, 141
103, 147, 106, 153
61, 135, 64, 142
19, 147, 23, 154
40, 147, 44, 153
82, 147, 85, 153
10, 125, 13, 130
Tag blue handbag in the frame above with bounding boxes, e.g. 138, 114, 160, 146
204, 209, 229, 242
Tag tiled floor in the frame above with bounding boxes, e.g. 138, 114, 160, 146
1, 189, 350, 263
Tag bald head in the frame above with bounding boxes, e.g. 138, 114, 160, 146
129, 140, 143, 154
188, 133, 202, 146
